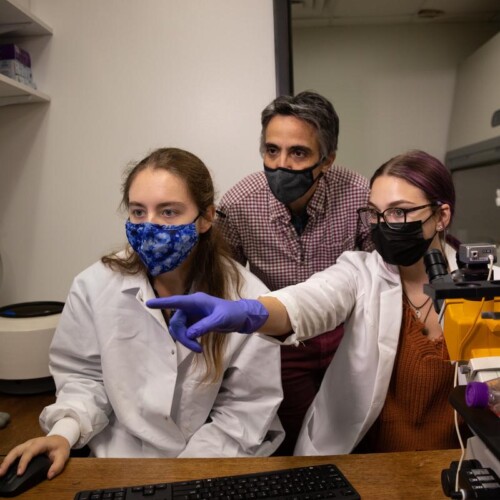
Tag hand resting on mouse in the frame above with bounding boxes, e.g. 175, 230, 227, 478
0, 435, 70, 481
0, 454, 51, 497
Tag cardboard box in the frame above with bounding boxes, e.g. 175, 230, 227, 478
0, 60, 36, 88
0, 44, 31, 67
0, 59, 32, 80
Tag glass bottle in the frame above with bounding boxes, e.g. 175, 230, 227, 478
466, 377, 500, 417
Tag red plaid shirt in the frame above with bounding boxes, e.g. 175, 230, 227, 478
215, 166, 373, 291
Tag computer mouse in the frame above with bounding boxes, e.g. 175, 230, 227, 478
0, 454, 51, 497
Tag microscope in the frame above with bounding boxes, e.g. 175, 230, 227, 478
423, 243, 500, 499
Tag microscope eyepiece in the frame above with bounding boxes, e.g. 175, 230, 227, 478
424, 248, 448, 283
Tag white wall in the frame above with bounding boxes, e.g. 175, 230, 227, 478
0, 0, 276, 304
292, 23, 500, 178
447, 31, 500, 151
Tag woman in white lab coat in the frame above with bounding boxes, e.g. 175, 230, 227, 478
0, 148, 283, 480
147, 150, 498, 455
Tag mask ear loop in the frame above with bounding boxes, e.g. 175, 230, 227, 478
309, 155, 328, 186
195, 210, 216, 235
435, 203, 450, 272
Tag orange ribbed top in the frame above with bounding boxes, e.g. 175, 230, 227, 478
355, 300, 463, 453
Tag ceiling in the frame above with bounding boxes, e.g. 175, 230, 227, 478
291, 0, 500, 27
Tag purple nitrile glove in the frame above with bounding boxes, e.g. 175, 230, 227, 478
146, 292, 269, 352
168, 308, 204, 353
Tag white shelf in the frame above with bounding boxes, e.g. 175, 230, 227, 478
0, 0, 52, 37
0, 72, 49, 105
0, 0, 52, 106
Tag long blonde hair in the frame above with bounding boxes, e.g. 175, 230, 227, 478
102, 148, 242, 381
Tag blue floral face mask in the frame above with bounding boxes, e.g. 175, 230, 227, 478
125, 216, 200, 276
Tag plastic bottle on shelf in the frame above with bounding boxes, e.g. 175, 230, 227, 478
465, 377, 500, 417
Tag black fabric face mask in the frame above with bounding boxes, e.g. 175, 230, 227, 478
371, 221, 437, 267
264, 159, 323, 205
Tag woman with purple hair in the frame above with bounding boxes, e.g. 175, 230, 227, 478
147, 150, 497, 455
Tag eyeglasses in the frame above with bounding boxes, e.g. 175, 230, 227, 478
357, 203, 439, 230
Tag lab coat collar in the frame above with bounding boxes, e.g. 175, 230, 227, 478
119, 272, 196, 365
355, 281, 402, 446
372, 251, 401, 285
353, 257, 402, 444
356, 244, 458, 444
120, 272, 162, 321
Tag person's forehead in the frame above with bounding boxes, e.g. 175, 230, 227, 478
129, 169, 192, 204
369, 175, 427, 206
265, 115, 319, 147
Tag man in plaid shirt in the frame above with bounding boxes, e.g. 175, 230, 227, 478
215, 91, 373, 455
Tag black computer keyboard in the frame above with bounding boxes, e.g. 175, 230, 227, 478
73, 463, 361, 499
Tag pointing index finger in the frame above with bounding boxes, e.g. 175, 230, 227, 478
146, 296, 190, 310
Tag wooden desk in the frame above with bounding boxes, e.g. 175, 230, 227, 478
2, 450, 460, 499
0, 393, 461, 498
0, 392, 55, 455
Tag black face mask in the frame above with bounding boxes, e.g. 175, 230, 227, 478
371, 221, 437, 267
264, 159, 324, 205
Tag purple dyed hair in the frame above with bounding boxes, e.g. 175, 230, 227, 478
370, 150, 456, 220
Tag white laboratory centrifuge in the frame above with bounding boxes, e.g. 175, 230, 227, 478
0, 301, 64, 394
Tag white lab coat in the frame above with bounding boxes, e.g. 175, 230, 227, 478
266, 246, 472, 456
40, 257, 284, 458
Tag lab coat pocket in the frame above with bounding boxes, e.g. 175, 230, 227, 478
174, 378, 220, 437
111, 307, 160, 341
